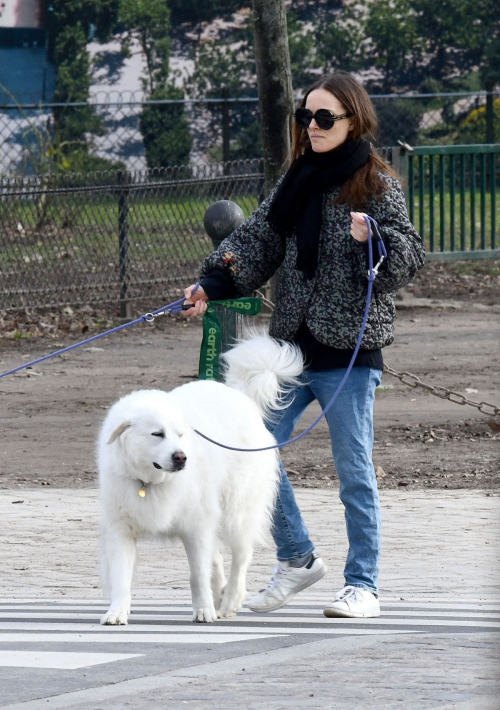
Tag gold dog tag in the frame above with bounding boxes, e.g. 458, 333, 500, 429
138, 487, 146, 498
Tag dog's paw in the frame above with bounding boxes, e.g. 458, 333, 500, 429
192, 606, 217, 623
218, 601, 241, 618
100, 609, 128, 625
212, 584, 226, 612
219, 588, 244, 618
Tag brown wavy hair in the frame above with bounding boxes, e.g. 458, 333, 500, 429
290, 71, 398, 209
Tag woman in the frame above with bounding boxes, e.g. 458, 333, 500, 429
183, 71, 425, 618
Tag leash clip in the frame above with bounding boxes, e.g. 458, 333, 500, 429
368, 255, 385, 279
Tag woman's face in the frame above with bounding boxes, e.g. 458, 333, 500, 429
304, 88, 354, 153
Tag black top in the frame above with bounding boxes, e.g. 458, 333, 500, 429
200, 268, 384, 372
292, 321, 383, 371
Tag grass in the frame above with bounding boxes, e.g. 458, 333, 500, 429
0, 194, 260, 270
410, 189, 499, 252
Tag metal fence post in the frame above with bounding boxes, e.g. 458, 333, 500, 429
486, 91, 494, 144
393, 140, 413, 204
203, 200, 245, 378
118, 171, 130, 319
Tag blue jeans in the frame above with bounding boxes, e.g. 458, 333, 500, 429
266, 367, 382, 596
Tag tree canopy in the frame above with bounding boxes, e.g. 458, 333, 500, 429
119, 0, 171, 94
190, 0, 498, 93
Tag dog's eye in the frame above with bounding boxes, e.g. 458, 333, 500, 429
151, 432, 165, 438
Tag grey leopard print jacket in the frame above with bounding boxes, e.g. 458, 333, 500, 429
200, 174, 425, 350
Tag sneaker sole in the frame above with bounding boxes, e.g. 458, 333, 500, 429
323, 607, 380, 619
248, 564, 328, 613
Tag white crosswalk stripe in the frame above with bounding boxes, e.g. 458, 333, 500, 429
0, 651, 142, 670
0, 599, 498, 669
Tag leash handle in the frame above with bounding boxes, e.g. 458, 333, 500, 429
365, 216, 387, 279
365, 216, 388, 260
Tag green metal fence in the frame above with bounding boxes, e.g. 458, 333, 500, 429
394, 144, 499, 261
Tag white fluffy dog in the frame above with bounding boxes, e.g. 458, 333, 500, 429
98, 332, 303, 624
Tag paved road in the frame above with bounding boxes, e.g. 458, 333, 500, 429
1, 597, 499, 709
1, 488, 499, 708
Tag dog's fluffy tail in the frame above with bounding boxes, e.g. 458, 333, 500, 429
221, 328, 304, 417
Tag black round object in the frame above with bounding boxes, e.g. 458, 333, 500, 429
203, 200, 245, 247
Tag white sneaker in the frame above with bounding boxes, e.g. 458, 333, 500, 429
323, 585, 380, 618
248, 555, 327, 613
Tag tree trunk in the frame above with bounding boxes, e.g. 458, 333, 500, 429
252, 0, 294, 196
252, 0, 293, 304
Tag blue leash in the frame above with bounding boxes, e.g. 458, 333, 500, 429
0, 294, 195, 380
1, 217, 387, 453
193, 215, 387, 452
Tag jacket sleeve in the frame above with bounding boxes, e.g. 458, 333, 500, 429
351, 175, 426, 294
200, 181, 285, 297
200, 268, 238, 301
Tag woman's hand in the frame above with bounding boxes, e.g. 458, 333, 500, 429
183, 284, 208, 317
350, 212, 369, 243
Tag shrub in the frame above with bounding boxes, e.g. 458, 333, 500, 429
139, 86, 193, 168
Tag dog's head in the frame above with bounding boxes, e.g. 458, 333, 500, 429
107, 405, 191, 483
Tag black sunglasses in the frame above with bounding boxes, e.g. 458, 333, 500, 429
294, 107, 354, 131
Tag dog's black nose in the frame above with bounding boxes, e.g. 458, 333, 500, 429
172, 451, 187, 470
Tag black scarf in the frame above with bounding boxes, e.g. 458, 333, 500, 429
266, 138, 371, 279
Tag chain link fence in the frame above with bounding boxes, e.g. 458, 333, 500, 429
0, 91, 497, 177
0, 160, 264, 313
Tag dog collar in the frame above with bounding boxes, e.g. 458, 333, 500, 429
138, 481, 148, 498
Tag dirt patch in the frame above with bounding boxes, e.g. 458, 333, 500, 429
0, 262, 499, 492
284, 419, 498, 492
405, 259, 500, 305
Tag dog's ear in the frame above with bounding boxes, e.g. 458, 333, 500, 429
107, 421, 132, 445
